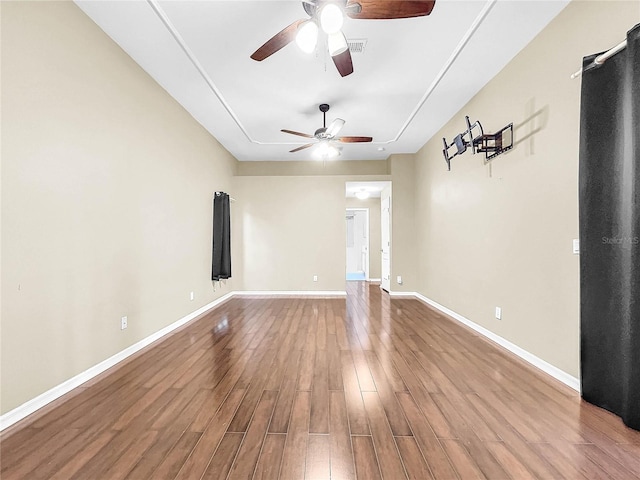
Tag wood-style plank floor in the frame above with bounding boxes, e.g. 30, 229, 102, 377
2, 282, 640, 479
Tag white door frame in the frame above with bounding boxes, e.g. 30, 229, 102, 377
381, 193, 391, 292
346, 208, 370, 280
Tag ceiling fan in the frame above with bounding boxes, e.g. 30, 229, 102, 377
250, 0, 436, 77
282, 103, 373, 157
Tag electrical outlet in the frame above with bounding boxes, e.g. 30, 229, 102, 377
121, 316, 128, 330
190, 291, 194, 301
313, 275, 318, 282
495, 307, 502, 320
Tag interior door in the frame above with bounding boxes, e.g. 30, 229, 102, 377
381, 196, 391, 292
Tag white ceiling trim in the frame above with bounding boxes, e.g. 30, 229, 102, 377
77, 0, 569, 161
147, 0, 497, 147
146, 0, 258, 144
385, 0, 496, 144
147, 0, 363, 147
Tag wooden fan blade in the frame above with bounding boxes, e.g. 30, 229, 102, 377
290, 143, 315, 153
281, 129, 315, 138
337, 136, 373, 143
346, 0, 435, 19
332, 49, 354, 77
251, 19, 306, 61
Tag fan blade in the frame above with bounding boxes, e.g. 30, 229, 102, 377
346, 0, 435, 19
326, 118, 346, 138
251, 19, 306, 61
289, 143, 315, 153
281, 129, 315, 138
331, 49, 354, 77
337, 136, 373, 143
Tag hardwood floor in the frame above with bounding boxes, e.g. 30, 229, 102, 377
2, 282, 640, 479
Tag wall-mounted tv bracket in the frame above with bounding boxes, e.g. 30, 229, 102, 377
442, 116, 514, 170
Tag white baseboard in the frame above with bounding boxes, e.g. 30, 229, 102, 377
0, 292, 235, 432
235, 290, 347, 297
388, 291, 414, 297
392, 291, 581, 392
368, 278, 382, 282
2, 287, 579, 432
0, 289, 346, 430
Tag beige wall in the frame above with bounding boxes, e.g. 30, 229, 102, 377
234, 175, 390, 291
346, 197, 382, 280
413, 0, 639, 378
237, 159, 389, 176
235, 176, 345, 291
1, 2, 238, 414
388, 155, 417, 292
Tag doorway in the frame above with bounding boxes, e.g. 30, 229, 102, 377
346, 209, 369, 281
345, 181, 390, 287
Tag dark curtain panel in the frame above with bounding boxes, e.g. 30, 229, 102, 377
579, 23, 640, 430
212, 192, 231, 281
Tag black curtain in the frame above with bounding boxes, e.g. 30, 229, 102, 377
579, 23, 640, 430
212, 192, 231, 281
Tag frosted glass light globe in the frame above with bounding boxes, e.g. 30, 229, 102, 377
296, 21, 318, 53
320, 3, 344, 35
315, 141, 339, 159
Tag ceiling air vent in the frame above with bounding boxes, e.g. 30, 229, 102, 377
348, 39, 368, 54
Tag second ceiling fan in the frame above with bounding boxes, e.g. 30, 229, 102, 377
282, 103, 373, 158
251, 0, 436, 77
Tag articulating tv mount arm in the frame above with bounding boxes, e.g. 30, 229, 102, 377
442, 116, 513, 171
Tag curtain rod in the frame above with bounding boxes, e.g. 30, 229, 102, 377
571, 39, 627, 79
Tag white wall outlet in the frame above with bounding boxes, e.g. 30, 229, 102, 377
495, 307, 502, 320
121, 316, 128, 330
190, 291, 194, 301
397, 275, 403, 284
313, 275, 318, 282
572, 239, 580, 254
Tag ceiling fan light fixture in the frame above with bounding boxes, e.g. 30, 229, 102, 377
320, 3, 344, 34
328, 31, 348, 56
328, 144, 340, 158
315, 141, 340, 160
355, 190, 370, 200
296, 20, 318, 54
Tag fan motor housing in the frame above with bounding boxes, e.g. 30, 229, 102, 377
314, 127, 330, 139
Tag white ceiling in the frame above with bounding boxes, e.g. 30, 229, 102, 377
346, 181, 390, 198
75, 0, 569, 162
